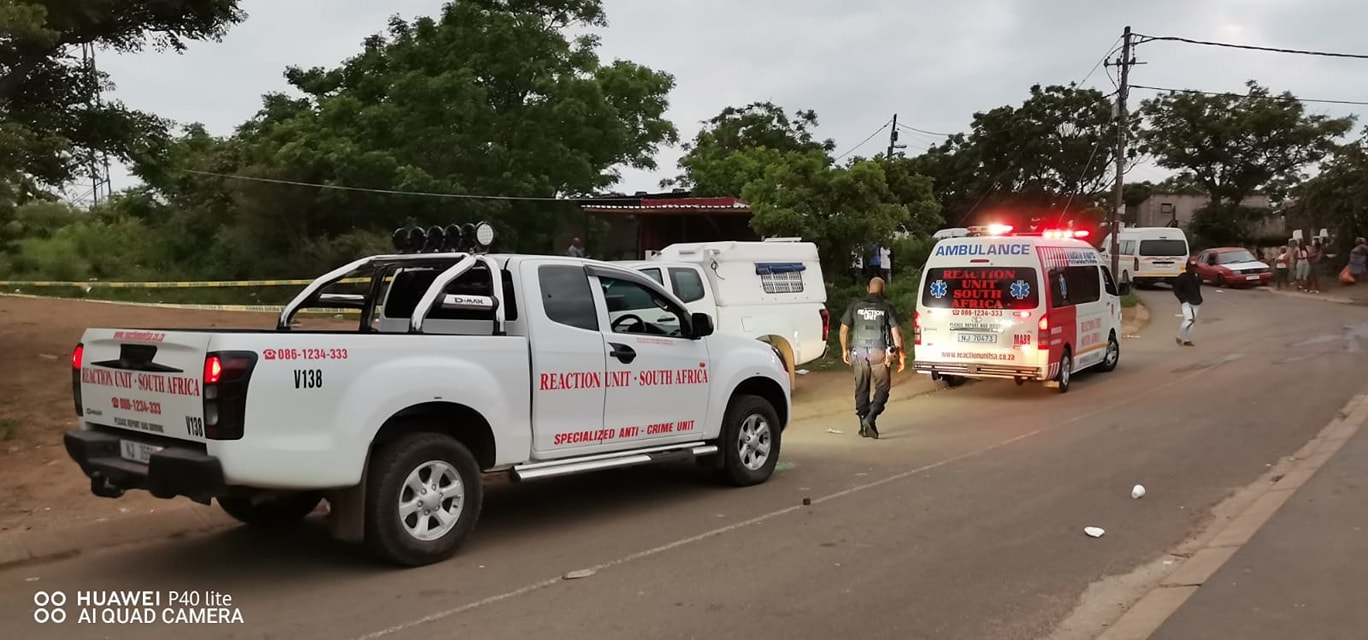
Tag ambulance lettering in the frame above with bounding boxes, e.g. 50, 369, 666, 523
934, 243, 1033, 257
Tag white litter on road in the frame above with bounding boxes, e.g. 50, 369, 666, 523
826, 429, 844, 434
1084, 527, 1106, 538
796, 369, 810, 375
563, 569, 596, 580
1132, 484, 1147, 499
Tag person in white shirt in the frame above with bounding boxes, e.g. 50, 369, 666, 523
878, 245, 892, 282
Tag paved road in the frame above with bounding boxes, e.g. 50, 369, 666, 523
5, 287, 1365, 640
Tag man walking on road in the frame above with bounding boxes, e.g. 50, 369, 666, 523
1173, 260, 1203, 347
839, 277, 906, 439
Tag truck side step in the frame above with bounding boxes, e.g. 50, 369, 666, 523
512, 441, 719, 481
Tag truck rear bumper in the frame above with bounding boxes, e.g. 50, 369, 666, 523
64, 429, 226, 503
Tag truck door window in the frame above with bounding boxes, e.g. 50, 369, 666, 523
640, 268, 663, 285
599, 276, 686, 337
668, 267, 706, 303
538, 265, 599, 331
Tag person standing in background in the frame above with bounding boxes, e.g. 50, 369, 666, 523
1273, 245, 1290, 290
1292, 239, 1310, 290
866, 244, 881, 279
1306, 239, 1324, 294
567, 237, 585, 258
1348, 237, 1367, 284
1173, 260, 1203, 347
879, 245, 892, 282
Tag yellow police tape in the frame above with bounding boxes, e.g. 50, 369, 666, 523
0, 277, 370, 288
0, 293, 360, 315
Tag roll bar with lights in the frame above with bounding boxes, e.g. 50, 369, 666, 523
964, 224, 1091, 240
276, 221, 506, 334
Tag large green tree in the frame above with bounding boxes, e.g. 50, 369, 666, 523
907, 83, 1138, 229
124, 0, 679, 276
1292, 138, 1368, 254
1139, 81, 1355, 206
667, 101, 834, 196
743, 149, 910, 273
0, 0, 245, 192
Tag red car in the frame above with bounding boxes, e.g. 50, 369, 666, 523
1193, 247, 1273, 288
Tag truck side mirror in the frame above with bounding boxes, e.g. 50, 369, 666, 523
689, 312, 714, 338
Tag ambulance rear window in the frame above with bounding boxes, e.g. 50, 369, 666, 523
921, 267, 1040, 310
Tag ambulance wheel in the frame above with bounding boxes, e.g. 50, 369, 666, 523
1097, 332, 1120, 372
218, 492, 322, 528
1055, 350, 1073, 394
1014, 377, 1025, 386
942, 375, 967, 388
364, 433, 483, 567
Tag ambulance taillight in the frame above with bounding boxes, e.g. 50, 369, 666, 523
1037, 316, 1049, 345
913, 311, 922, 346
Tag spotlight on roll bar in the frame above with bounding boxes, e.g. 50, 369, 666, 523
391, 221, 497, 254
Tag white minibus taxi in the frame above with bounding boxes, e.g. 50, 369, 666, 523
1099, 227, 1191, 290
912, 229, 1124, 393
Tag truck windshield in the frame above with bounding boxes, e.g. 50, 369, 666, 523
921, 267, 1040, 310
1139, 239, 1188, 257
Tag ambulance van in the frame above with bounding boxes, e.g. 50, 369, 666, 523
911, 230, 1123, 393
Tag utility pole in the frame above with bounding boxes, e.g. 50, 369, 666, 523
1107, 26, 1135, 280
887, 113, 902, 159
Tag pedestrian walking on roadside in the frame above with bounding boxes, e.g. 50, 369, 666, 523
1173, 260, 1203, 347
838, 277, 906, 439
1274, 245, 1290, 289
1348, 237, 1368, 284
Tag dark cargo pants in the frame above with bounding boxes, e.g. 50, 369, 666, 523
851, 347, 892, 422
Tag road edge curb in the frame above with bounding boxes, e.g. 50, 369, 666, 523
1095, 392, 1368, 640
0, 504, 236, 571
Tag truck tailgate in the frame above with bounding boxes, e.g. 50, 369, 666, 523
77, 329, 211, 443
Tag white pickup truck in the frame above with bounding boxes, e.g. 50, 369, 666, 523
63, 225, 791, 566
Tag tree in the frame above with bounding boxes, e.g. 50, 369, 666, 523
881, 155, 943, 236
743, 150, 909, 273
904, 84, 1138, 229
669, 102, 834, 196
0, 1, 245, 191
1293, 139, 1368, 255
125, 0, 679, 276
1139, 81, 1355, 206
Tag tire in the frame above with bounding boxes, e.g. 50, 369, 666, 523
943, 375, 967, 388
1216, 273, 1227, 287
715, 394, 782, 487
364, 433, 483, 567
1014, 377, 1026, 386
1055, 349, 1073, 394
217, 492, 322, 528
1097, 332, 1120, 372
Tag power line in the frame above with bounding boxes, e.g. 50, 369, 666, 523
1078, 35, 1124, 86
1131, 84, 1368, 107
1133, 33, 1368, 61
833, 119, 892, 161
182, 169, 578, 201
896, 123, 953, 138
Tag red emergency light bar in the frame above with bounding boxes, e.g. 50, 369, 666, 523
1013, 229, 1091, 239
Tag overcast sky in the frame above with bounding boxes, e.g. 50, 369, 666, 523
79, 0, 1365, 203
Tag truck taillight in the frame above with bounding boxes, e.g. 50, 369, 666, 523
203, 351, 259, 441
913, 311, 922, 346
819, 308, 830, 342
71, 343, 84, 416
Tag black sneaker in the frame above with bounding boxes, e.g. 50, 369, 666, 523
857, 416, 869, 437
862, 416, 879, 439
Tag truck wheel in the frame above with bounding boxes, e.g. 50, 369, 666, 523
364, 433, 483, 567
1097, 332, 1120, 372
715, 394, 782, 487
217, 492, 322, 528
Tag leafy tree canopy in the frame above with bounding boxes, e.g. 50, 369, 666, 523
668, 101, 834, 196
1138, 80, 1356, 205
0, 0, 245, 191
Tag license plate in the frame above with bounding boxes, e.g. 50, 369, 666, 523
1246, 275, 1260, 280
119, 440, 162, 464
958, 333, 997, 344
